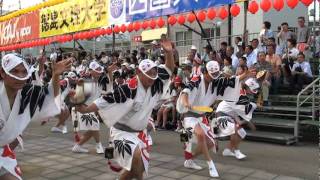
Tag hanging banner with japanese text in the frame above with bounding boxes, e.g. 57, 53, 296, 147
40, 0, 108, 37
0, 11, 39, 46
108, 0, 234, 24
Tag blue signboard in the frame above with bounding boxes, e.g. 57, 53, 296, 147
108, 0, 234, 25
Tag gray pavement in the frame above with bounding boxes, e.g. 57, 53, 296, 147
17, 120, 317, 180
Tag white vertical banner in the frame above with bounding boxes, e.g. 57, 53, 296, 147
108, 0, 127, 25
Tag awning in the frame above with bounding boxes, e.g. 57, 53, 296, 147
141, 28, 167, 41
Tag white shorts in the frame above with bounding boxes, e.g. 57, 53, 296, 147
72, 109, 100, 131
183, 116, 217, 151
0, 145, 22, 180
211, 116, 240, 138
110, 127, 150, 174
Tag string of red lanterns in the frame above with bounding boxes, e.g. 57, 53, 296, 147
0, 0, 312, 51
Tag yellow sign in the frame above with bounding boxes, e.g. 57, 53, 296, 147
40, 0, 108, 37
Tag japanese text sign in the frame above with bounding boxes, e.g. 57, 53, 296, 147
0, 11, 39, 46
40, 0, 108, 37
108, 0, 234, 23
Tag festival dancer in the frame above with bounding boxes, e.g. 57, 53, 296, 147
75, 39, 175, 180
177, 61, 251, 177
0, 53, 71, 180
51, 71, 78, 134
72, 61, 112, 154
214, 78, 259, 160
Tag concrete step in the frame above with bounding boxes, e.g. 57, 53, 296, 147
257, 106, 314, 113
245, 130, 297, 145
300, 120, 319, 127
252, 117, 296, 129
269, 95, 320, 102
254, 112, 313, 120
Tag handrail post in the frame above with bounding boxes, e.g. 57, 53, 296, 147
312, 84, 315, 121
295, 95, 300, 142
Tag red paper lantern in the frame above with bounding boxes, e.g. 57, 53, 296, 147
120, 24, 127, 33
187, 13, 196, 23
134, 22, 141, 31
197, 10, 206, 22
287, 0, 299, 9
230, 4, 240, 17
74, 33, 80, 40
150, 19, 157, 29
106, 27, 113, 35
157, 17, 165, 28
127, 23, 134, 32
142, 20, 149, 29
273, 0, 284, 11
168, 16, 177, 25
300, 0, 312, 6
218, 6, 228, 20
113, 25, 120, 33
66, 35, 73, 41
248, 1, 259, 14
177, 15, 185, 25
260, 0, 272, 12
207, 8, 216, 20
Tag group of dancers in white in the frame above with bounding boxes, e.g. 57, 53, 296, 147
0, 39, 260, 180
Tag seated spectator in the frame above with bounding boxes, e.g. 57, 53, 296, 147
222, 57, 233, 77
236, 57, 248, 75
290, 53, 313, 94
150, 40, 161, 61
266, 45, 282, 94
156, 78, 179, 130
251, 38, 264, 55
244, 45, 257, 68
282, 38, 299, 83
253, 52, 272, 106
191, 53, 203, 77
236, 64, 248, 76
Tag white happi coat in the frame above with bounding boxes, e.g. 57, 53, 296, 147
94, 65, 172, 173
0, 81, 60, 179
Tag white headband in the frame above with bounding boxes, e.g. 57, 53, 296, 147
138, 59, 158, 80
1, 53, 31, 81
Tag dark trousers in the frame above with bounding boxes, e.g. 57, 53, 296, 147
290, 74, 313, 93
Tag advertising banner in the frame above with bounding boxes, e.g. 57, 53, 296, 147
0, 10, 40, 46
108, 0, 234, 24
40, 0, 108, 37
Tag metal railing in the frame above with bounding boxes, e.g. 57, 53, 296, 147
295, 77, 320, 141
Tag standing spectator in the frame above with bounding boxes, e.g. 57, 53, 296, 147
191, 53, 203, 77
290, 53, 313, 93
226, 46, 239, 71
296, 17, 310, 52
138, 47, 147, 61
254, 52, 272, 106
202, 45, 212, 63
190, 45, 197, 56
172, 42, 180, 64
267, 37, 283, 56
266, 45, 282, 94
150, 40, 161, 61
177, 61, 192, 84
277, 22, 295, 55
234, 37, 242, 54
219, 41, 228, 60
236, 41, 245, 58
259, 21, 274, 46
209, 50, 223, 65
244, 45, 257, 68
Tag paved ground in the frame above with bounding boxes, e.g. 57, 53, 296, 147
17, 120, 317, 180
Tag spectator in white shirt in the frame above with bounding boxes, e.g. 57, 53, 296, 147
191, 53, 203, 77
290, 52, 313, 93
226, 46, 239, 72
251, 38, 264, 57
282, 39, 300, 84
259, 21, 275, 46
234, 36, 242, 54
244, 45, 257, 68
